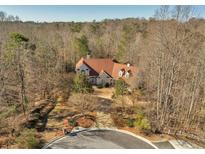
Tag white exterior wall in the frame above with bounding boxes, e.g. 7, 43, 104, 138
76, 63, 115, 86
76, 63, 90, 76
125, 72, 130, 78
97, 72, 113, 86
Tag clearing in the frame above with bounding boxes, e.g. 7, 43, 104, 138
92, 86, 114, 100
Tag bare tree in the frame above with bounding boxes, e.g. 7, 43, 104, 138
0, 11, 6, 22
146, 6, 205, 139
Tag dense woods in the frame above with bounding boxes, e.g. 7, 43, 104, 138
0, 6, 205, 147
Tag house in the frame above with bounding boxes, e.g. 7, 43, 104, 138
75, 57, 137, 86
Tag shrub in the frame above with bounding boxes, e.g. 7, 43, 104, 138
140, 118, 151, 130
15, 129, 40, 149
105, 83, 110, 88
69, 119, 77, 127
72, 74, 93, 93
134, 113, 151, 132
111, 113, 126, 127
9, 32, 29, 44
114, 79, 128, 96
127, 119, 135, 127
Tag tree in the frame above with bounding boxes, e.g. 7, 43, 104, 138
0, 11, 20, 22
114, 79, 128, 96
3, 33, 30, 116
74, 35, 90, 59
7, 15, 15, 22
0, 11, 6, 21
116, 25, 130, 62
146, 6, 205, 135
72, 74, 93, 94
15, 16, 20, 21
116, 24, 136, 63
70, 22, 82, 33
33, 41, 61, 99
115, 24, 136, 62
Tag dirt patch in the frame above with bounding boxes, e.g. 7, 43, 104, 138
77, 117, 94, 128
0, 136, 15, 148
41, 131, 64, 144
95, 112, 116, 128
120, 127, 174, 142
92, 86, 114, 100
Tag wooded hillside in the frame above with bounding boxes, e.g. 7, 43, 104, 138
0, 6, 205, 147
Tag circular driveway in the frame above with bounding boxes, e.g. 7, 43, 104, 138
44, 128, 157, 149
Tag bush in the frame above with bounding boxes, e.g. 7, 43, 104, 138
140, 118, 151, 130
114, 79, 128, 96
105, 83, 110, 88
15, 129, 40, 149
72, 74, 93, 93
9, 32, 29, 44
134, 113, 151, 132
111, 113, 126, 127
113, 117, 126, 127
69, 119, 77, 127
127, 119, 135, 127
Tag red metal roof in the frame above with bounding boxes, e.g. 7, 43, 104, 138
76, 57, 137, 80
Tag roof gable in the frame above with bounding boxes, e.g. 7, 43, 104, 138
112, 63, 137, 79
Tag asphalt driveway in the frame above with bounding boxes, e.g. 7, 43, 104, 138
44, 129, 157, 149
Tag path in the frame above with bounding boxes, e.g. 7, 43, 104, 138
92, 86, 114, 100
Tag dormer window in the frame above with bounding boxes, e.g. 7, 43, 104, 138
118, 69, 125, 77
125, 72, 130, 78
125, 70, 132, 78
118, 70, 123, 77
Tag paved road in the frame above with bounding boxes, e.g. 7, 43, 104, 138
44, 129, 156, 149
153, 141, 175, 149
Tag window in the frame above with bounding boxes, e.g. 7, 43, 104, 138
81, 70, 85, 74
125, 72, 130, 78
118, 70, 123, 77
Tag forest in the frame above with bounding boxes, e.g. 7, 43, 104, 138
0, 6, 205, 148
